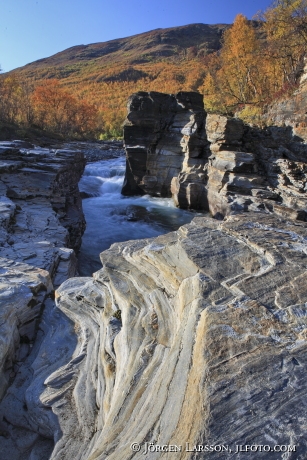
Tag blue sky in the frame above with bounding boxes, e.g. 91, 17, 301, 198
1, 0, 273, 72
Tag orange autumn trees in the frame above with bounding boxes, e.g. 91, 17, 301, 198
0, 76, 23, 123
0, 76, 36, 127
32, 79, 99, 136
202, 14, 271, 114
71, 60, 207, 138
262, 0, 307, 87
2, 1, 307, 137
203, 2, 307, 122
0, 76, 99, 138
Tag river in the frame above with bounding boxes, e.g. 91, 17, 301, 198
77, 155, 198, 276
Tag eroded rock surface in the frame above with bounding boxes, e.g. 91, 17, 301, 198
0, 141, 85, 457
13, 212, 307, 459
122, 92, 307, 221
122, 91, 209, 207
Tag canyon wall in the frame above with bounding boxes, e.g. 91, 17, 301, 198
122, 91, 307, 222
0, 141, 85, 457
122, 91, 209, 205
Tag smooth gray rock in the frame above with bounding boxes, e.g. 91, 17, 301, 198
13, 212, 307, 459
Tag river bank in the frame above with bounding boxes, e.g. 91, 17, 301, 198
0, 140, 87, 457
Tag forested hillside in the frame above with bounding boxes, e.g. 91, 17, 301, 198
0, 0, 306, 139
0, 23, 228, 139
203, 0, 307, 124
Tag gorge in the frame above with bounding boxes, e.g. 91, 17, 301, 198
122, 90, 307, 221
78, 155, 196, 276
1, 81, 307, 459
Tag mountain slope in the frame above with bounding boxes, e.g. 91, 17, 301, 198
15, 23, 229, 80
4, 23, 230, 137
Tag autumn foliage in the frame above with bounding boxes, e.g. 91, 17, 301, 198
202, 15, 266, 112
0, 61, 205, 139
0, 76, 99, 138
32, 79, 99, 135
1, 0, 306, 137
203, 0, 307, 119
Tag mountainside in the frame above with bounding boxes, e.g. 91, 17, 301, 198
13, 23, 229, 81
2, 5, 305, 140
4, 23, 229, 137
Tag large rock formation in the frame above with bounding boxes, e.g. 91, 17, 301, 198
122, 91, 307, 220
0, 141, 86, 252
122, 91, 209, 204
5, 212, 307, 459
0, 141, 85, 457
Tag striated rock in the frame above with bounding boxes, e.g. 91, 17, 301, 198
273, 203, 307, 221
0, 258, 53, 401
0, 143, 85, 284
0, 141, 86, 457
0, 143, 86, 251
242, 126, 307, 218
207, 150, 264, 217
205, 117, 273, 218
205, 113, 244, 151
204, 119, 307, 219
10, 212, 307, 459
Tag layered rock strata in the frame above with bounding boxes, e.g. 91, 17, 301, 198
205, 115, 277, 218
122, 91, 209, 207
0, 141, 85, 456
122, 91, 307, 220
10, 212, 307, 459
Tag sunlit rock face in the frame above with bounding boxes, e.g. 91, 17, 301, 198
205, 115, 270, 218
264, 58, 307, 142
19, 212, 307, 459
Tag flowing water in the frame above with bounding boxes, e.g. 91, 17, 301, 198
78, 156, 198, 276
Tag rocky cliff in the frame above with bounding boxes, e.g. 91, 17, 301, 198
8, 212, 307, 459
122, 91, 307, 222
264, 58, 307, 142
0, 141, 85, 457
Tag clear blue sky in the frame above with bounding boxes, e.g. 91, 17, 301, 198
1, 0, 273, 72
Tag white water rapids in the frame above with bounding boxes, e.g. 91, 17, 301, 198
78, 156, 197, 275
